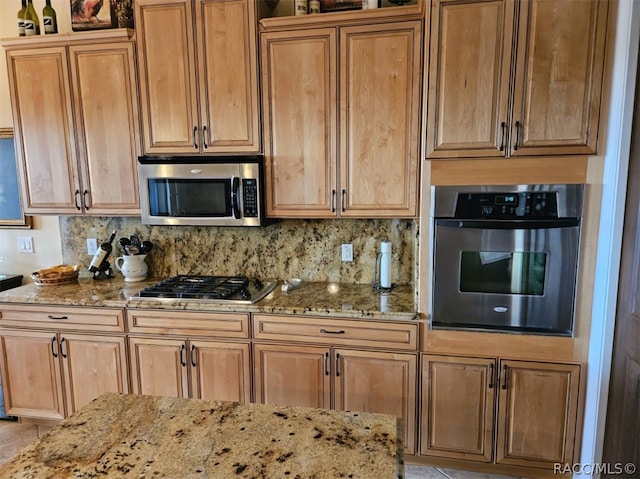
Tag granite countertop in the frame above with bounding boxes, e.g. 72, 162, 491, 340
0, 278, 417, 321
0, 392, 403, 478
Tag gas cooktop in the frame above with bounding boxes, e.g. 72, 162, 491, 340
131, 275, 277, 305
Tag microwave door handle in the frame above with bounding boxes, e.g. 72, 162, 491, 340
231, 177, 241, 219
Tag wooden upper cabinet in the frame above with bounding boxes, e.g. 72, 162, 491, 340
425, 0, 608, 159
426, 0, 513, 158
69, 42, 141, 214
261, 28, 337, 217
340, 22, 421, 217
509, 0, 608, 156
4, 31, 141, 215
6, 47, 79, 213
261, 19, 422, 218
135, 0, 260, 154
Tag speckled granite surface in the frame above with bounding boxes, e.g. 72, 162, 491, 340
0, 392, 403, 478
0, 277, 417, 320
58, 217, 417, 285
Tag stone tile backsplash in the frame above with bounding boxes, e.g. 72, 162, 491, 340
60, 217, 417, 285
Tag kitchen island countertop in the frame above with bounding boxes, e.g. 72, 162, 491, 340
0, 392, 403, 478
0, 278, 417, 321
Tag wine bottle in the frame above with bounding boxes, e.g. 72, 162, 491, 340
23, 0, 40, 36
17, 0, 27, 37
42, 0, 58, 34
89, 231, 117, 273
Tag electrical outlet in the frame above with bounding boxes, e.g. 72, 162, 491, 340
17, 236, 33, 254
341, 243, 353, 262
87, 238, 98, 256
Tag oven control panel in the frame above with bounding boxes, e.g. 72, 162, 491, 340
454, 192, 559, 219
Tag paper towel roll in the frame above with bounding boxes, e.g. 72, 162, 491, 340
380, 241, 392, 288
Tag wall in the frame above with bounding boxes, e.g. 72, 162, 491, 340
0, 0, 71, 280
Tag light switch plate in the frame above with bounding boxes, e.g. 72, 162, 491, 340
341, 244, 353, 262
17, 236, 33, 254
87, 238, 98, 256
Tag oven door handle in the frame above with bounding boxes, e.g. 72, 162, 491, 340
435, 218, 580, 229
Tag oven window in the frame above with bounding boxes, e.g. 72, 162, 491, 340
148, 178, 232, 217
460, 251, 547, 295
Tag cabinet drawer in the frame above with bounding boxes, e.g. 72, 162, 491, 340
253, 314, 418, 350
127, 309, 250, 339
0, 305, 124, 332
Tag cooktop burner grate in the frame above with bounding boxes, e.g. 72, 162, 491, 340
133, 275, 276, 304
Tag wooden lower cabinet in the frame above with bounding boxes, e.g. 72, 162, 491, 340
0, 329, 128, 421
254, 343, 417, 454
420, 355, 495, 462
253, 343, 331, 409
128, 336, 251, 403
496, 360, 581, 468
420, 354, 581, 470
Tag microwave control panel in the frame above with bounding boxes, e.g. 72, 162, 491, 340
242, 179, 259, 218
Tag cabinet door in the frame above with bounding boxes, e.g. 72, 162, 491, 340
60, 334, 129, 416
190, 340, 251, 403
340, 21, 421, 217
129, 337, 189, 398
253, 343, 331, 409
6, 47, 80, 214
334, 349, 417, 455
0, 330, 65, 420
261, 28, 338, 217
496, 360, 580, 468
195, 0, 260, 152
69, 42, 141, 214
420, 355, 496, 462
425, 0, 515, 158
135, 0, 200, 154
509, 0, 608, 156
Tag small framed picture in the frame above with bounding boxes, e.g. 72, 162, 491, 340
0, 129, 32, 229
71, 0, 134, 32
71, 0, 116, 31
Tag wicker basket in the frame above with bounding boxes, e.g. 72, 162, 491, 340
32, 264, 80, 286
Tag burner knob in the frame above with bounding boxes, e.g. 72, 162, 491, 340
253, 278, 263, 290
240, 288, 250, 300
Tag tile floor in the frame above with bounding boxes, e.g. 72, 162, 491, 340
0, 419, 522, 478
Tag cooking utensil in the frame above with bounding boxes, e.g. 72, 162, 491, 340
281, 278, 302, 292
140, 240, 154, 253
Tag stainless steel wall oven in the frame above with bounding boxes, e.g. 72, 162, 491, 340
430, 184, 584, 336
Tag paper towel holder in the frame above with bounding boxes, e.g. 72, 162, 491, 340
373, 241, 394, 291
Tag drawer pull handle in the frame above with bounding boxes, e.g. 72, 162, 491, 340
51, 337, 58, 358
47, 315, 68, 320
190, 344, 197, 367
324, 352, 329, 376
180, 344, 186, 367
488, 363, 494, 389
320, 329, 345, 335
501, 364, 508, 390
60, 337, 68, 358
513, 121, 521, 150
335, 352, 341, 377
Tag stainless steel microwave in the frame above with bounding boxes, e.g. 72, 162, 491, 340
137, 156, 272, 227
